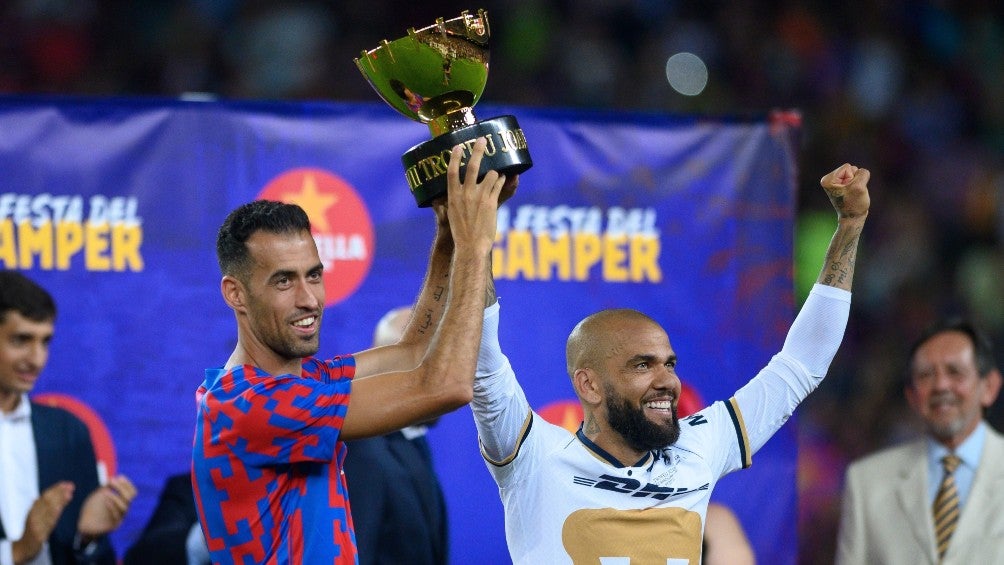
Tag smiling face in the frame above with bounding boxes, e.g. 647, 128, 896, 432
569, 310, 682, 457
598, 317, 682, 452
0, 311, 54, 413
226, 229, 325, 373
906, 330, 1001, 449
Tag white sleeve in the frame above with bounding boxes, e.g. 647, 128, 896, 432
472, 300, 532, 464
734, 284, 850, 453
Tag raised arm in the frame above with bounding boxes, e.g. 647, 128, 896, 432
730, 163, 870, 463
353, 204, 454, 377
816, 163, 870, 291
354, 166, 517, 378
343, 138, 504, 440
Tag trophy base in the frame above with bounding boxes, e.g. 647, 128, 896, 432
402, 115, 532, 207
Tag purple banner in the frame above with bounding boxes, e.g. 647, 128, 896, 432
0, 96, 799, 564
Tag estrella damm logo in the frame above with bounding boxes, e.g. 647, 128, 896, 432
258, 169, 374, 307
0, 193, 144, 272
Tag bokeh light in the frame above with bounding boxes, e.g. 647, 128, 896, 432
665, 52, 708, 96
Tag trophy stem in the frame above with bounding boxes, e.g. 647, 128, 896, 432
428, 107, 477, 137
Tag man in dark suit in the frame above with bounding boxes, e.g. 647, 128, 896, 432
343, 307, 449, 565
123, 473, 206, 565
0, 271, 136, 565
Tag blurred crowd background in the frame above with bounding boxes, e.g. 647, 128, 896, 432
2, 1, 1001, 563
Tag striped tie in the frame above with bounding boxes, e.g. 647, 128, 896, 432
933, 454, 962, 560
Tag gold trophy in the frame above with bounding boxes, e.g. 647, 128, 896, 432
355, 9, 532, 207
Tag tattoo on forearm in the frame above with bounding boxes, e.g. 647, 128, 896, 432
820, 224, 861, 288
417, 309, 433, 334
433, 284, 445, 302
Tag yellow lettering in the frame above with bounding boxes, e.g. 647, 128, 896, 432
405, 165, 422, 190
429, 154, 448, 177
505, 231, 536, 279
514, 128, 528, 149
573, 234, 602, 281
602, 235, 629, 282
55, 222, 84, 270
112, 225, 144, 271
492, 229, 661, 283
418, 159, 431, 180
17, 222, 53, 270
0, 220, 15, 268
495, 131, 509, 153
0, 219, 144, 272
84, 223, 110, 270
536, 233, 571, 280
631, 236, 662, 282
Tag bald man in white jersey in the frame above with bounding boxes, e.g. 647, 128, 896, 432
470, 163, 870, 563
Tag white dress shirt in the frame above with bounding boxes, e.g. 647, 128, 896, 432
0, 394, 51, 565
926, 420, 987, 509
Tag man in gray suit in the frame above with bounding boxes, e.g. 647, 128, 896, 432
836, 319, 1003, 565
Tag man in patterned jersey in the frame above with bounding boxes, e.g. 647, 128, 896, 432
471, 163, 870, 563
193, 139, 511, 564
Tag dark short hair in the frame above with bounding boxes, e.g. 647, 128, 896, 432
216, 200, 312, 280
907, 318, 997, 381
0, 270, 56, 323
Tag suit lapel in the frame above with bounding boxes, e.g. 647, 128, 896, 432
31, 404, 61, 490
895, 441, 938, 565
385, 432, 446, 562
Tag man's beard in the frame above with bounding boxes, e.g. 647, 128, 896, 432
925, 392, 970, 442
606, 391, 680, 452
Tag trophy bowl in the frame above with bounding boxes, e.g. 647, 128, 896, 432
356, 9, 532, 207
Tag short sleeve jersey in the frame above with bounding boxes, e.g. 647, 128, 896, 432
192, 355, 356, 565
486, 398, 751, 564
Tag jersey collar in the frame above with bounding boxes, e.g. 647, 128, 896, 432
576, 425, 653, 468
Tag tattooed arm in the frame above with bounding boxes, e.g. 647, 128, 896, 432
730, 164, 870, 459
346, 139, 503, 438
353, 208, 455, 378
817, 164, 870, 291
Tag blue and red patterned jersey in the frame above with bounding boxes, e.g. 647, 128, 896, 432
192, 355, 357, 565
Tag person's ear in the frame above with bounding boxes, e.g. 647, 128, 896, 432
573, 368, 603, 406
221, 275, 247, 313
980, 368, 1002, 408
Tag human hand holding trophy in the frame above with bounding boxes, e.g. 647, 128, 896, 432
355, 9, 532, 207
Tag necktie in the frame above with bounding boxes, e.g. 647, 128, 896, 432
933, 454, 961, 560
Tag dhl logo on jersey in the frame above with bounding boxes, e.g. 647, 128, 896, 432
493, 204, 662, 283
258, 168, 374, 307
0, 193, 144, 272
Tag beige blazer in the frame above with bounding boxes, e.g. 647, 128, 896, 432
835, 425, 1004, 565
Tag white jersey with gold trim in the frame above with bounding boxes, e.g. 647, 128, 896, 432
472, 284, 851, 564
486, 398, 748, 564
